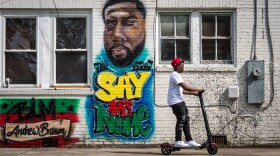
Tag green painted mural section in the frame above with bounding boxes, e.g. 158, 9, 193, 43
0, 98, 80, 114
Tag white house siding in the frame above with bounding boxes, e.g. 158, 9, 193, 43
0, 0, 279, 147
157, 0, 236, 8
0, 0, 93, 8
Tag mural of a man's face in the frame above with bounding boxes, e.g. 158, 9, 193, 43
103, 2, 146, 66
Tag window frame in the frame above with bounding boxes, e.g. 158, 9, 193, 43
158, 12, 191, 64
2, 14, 39, 88
52, 13, 90, 87
156, 11, 236, 69
1, 11, 92, 89
200, 13, 233, 64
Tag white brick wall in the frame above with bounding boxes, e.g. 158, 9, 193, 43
155, 0, 280, 147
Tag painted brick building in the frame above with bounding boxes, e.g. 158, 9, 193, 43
0, 0, 279, 147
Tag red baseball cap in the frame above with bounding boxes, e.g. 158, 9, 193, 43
171, 58, 184, 68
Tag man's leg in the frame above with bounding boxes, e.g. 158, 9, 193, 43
171, 102, 186, 141
182, 105, 201, 147
182, 105, 193, 142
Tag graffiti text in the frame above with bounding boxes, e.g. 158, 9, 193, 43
107, 99, 133, 117
5, 120, 71, 142
94, 104, 152, 137
133, 60, 153, 70
95, 71, 151, 102
94, 61, 108, 72
6, 98, 56, 121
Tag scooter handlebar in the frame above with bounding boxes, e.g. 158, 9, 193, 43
198, 90, 204, 95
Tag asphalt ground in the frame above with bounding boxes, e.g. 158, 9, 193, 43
1, 147, 280, 156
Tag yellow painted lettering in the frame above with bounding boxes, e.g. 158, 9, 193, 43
95, 72, 117, 102
126, 72, 151, 99
116, 75, 133, 100
95, 71, 151, 102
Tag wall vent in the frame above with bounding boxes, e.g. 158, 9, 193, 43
212, 135, 227, 147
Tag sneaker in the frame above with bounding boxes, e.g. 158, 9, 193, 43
186, 140, 201, 147
174, 141, 189, 147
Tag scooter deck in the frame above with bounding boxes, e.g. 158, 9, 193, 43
161, 142, 217, 155
172, 145, 203, 150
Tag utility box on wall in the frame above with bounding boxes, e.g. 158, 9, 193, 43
227, 85, 239, 100
246, 60, 264, 104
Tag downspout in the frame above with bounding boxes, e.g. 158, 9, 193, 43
252, 0, 257, 60
261, 0, 274, 110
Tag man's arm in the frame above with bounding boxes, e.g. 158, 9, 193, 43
178, 82, 204, 95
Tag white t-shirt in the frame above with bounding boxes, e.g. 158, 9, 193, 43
167, 71, 184, 105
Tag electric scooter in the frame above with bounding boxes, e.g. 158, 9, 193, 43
161, 92, 218, 155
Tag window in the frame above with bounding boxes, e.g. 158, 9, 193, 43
55, 17, 87, 84
1, 12, 91, 90
5, 17, 37, 85
158, 12, 234, 65
202, 14, 232, 62
159, 14, 190, 63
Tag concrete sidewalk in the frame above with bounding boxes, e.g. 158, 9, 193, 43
1, 147, 280, 156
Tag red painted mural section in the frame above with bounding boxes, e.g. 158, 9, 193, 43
0, 98, 80, 147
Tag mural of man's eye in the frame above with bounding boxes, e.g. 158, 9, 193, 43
105, 21, 116, 29
124, 19, 136, 27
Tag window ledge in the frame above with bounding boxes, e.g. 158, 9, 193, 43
0, 88, 94, 96
155, 64, 238, 72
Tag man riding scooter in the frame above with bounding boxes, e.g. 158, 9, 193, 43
168, 58, 205, 148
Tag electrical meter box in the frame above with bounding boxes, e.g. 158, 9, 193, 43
246, 60, 264, 104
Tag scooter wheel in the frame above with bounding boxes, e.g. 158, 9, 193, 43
161, 143, 172, 155
206, 143, 218, 155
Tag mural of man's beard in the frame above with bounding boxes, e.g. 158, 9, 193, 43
106, 41, 145, 67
